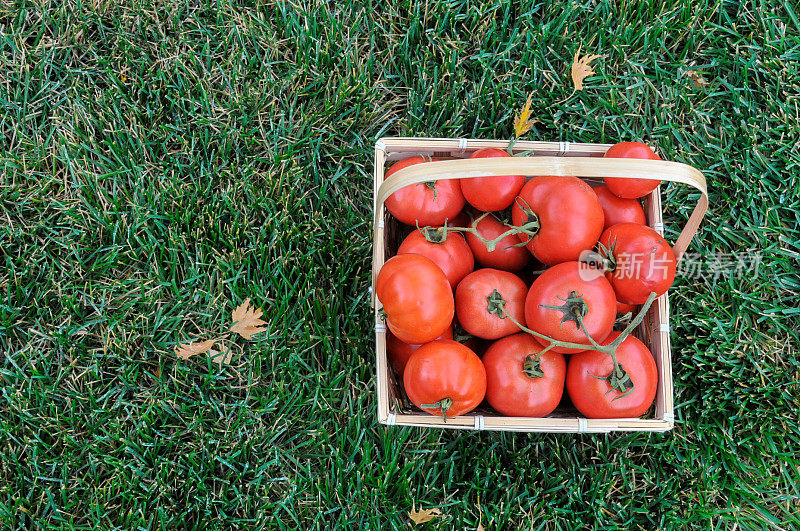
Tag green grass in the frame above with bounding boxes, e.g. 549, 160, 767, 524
1, 0, 799, 528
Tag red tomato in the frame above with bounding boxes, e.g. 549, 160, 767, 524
525, 261, 616, 354
376, 254, 453, 343
404, 339, 487, 419
460, 148, 526, 211
465, 214, 532, 272
386, 325, 453, 377
397, 228, 474, 289
593, 185, 647, 230
483, 333, 566, 417
455, 269, 528, 340
566, 332, 657, 418
511, 176, 604, 265
616, 300, 637, 315
603, 142, 662, 199
384, 156, 465, 226
598, 222, 676, 304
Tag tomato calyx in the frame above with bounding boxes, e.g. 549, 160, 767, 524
522, 354, 544, 378
582, 239, 617, 273
486, 289, 508, 317
588, 362, 635, 400
418, 225, 448, 244
414, 218, 463, 244
539, 290, 588, 330
424, 180, 438, 199
453, 323, 475, 343
420, 397, 454, 421
513, 196, 541, 239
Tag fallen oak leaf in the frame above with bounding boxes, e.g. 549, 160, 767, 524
174, 338, 217, 360
513, 94, 538, 138
230, 298, 267, 340
208, 346, 234, 367
571, 45, 602, 91
686, 69, 708, 88
409, 506, 442, 525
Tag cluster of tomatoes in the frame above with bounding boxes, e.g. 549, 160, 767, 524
377, 142, 677, 420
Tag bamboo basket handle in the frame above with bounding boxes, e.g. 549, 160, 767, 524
375, 157, 707, 261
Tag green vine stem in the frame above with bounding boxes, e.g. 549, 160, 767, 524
506, 137, 519, 155
499, 307, 606, 352
416, 202, 539, 252
497, 291, 658, 400
505, 137, 535, 157
614, 311, 634, 329
420, 397, 454, 422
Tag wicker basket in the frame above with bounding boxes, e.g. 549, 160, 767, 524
371, 137, 708, 433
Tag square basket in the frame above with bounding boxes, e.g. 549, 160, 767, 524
371, 137, 707, 433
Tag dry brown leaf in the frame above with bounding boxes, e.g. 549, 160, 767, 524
571, 45, 602, 91
174, 338, 217, 359
686, 69, 708, 88
408, 506, 442, 525
513, 94, 538, 138
230, 298, 267, 340
208, 347, 234, 367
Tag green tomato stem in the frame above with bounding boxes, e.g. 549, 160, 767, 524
420, 397, 454, 422
416, 209, 539, 252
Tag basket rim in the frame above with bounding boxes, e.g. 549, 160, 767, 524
372, 137, 677, 433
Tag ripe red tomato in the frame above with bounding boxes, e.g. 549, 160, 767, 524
455, 269, 528, 340
511, 176, 604, 265
397, 229, 474, 289
525, 261, 616, 354
598, 222, 676, 304
465, 214, 532, 272
483, 333, 566, 417
603, 142, 662, 199
460, 148, 526, 211
386, 325, 453, 377
404, 339, 486, 419
376, 254, 453, 344
384, 156, 465, 226
592, 185, 646, 230
566, 332, 657, 418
